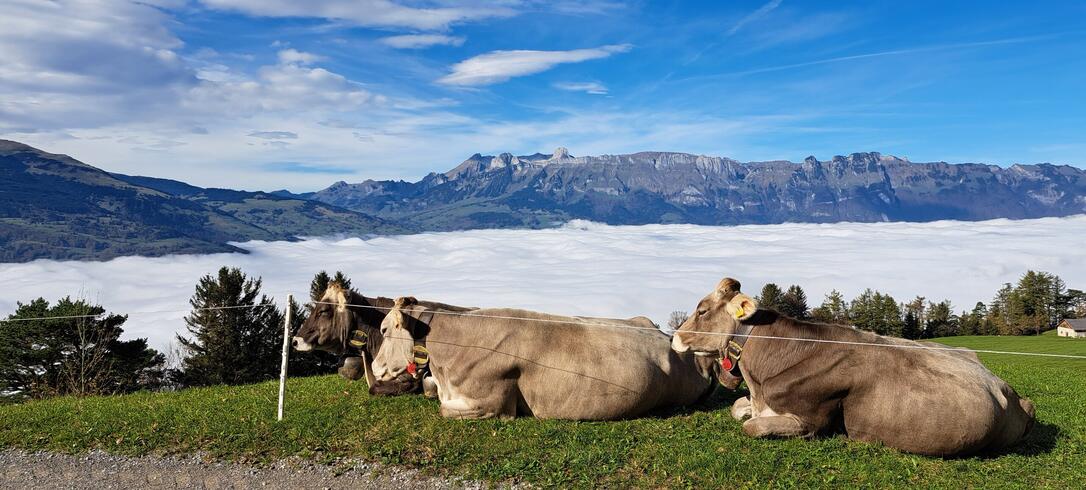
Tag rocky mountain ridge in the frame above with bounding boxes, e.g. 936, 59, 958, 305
310, 148, 1086, 229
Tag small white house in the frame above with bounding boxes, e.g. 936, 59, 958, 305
1057, 319, 1086, 338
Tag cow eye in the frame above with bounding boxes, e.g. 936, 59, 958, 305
697, 309, 707, 316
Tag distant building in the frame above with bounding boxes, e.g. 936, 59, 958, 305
1057, 319, 1086, 338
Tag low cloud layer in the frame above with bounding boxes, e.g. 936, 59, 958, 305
2, 217, 1084, 351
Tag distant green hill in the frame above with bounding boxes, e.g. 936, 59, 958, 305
0, 140, 403, 262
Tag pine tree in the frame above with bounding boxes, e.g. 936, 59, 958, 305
0, 297, 164, 400
332, 271, 352, 291
758, 283, 784, 312
310, 270, 352, 302
310, 271, 331, 302
925, 300, 959, 338
849, 289, 904, 337
1068, 289, 1086, 318
901, 310, 921, 340
176, 267, 283, 386
811, 290, 849, 324
779, 285, 809, 319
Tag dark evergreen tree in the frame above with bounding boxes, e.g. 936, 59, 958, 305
925, 300, 959, 338
986, 271, 1069, 335
0, 297, 164, 400
176, 267, 283, 386
310, 270, 352, 302
849, 289, 904, 337
779, 285, 809, 319
1068, 289, 1086, 318
757, 283, 784, 312
811, 290, 849, 324
310, 271, 332, 302
902, 310, 921, 340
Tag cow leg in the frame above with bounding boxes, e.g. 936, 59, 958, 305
422, 377, 439, 399
731, 397, 753, 421
742, 415, 812, 439
338, 356, 365, 381
439, 383, 517, 420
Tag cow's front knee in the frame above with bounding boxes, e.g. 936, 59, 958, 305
731, 397, 753, 421
338, 356, 364, 381
742, 415, 811, 439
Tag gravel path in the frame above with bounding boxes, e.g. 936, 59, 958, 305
0, 450, 498, 489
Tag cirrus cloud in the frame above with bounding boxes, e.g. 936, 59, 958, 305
554, 81, 609, 95
438, 44, 632, 86
197, 0, 517, 31
379, 34, 466, 49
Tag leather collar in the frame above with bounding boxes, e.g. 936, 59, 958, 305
720, 322, 755, 377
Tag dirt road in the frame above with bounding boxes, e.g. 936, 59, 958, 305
0, 450, 496, 489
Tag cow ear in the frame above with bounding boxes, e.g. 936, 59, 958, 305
394, 296, 417, 308
725, 293, 757, 321
717, 277, 742, 293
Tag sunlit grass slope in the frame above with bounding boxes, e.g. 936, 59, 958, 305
1, 333, 1083, 488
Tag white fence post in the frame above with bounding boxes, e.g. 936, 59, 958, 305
277, 293, 292, 421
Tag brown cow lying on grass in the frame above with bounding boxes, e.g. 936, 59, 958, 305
671, 277, 1036, 457
373, 297, 724, 420
293, 284, 473, 395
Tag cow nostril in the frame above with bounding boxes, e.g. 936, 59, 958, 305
291, 338, 299, 348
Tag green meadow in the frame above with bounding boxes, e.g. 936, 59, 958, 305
2, 331, 1083, 488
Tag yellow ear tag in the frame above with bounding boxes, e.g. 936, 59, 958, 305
734, 306, 745, 319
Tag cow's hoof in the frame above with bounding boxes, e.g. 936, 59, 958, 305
422, 377, 439, 399
731, 397, 753, 421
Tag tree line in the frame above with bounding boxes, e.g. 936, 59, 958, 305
701, 270, 1083, 339
1, 267, 348, 402
4, 268, 1082, 402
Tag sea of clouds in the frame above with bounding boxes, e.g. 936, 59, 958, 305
2, 216, 1084, 350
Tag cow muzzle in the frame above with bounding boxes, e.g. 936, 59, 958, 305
671, 333, 690, 353
292, 336, 314, 352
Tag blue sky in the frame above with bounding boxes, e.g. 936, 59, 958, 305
2, 0, 1084, 191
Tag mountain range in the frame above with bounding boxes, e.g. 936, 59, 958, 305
2, 140, 1084, 262
304, 147, 1086, 230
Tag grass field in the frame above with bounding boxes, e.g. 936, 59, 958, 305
1, 332, 1084, 488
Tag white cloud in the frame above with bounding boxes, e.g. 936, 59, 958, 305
379, 34, 466, 49
198, 0, 517, 30
248, 131, 298, 139
277, 48, 324, 65
554, 81, 609, 95
438, 44, 632, 86
185, 61, 383, 114
2, 216, 1084, 351
0, 0, 194, 130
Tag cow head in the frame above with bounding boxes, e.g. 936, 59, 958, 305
293, 283, 356, 354
372, 297, 428, 382
671, 277, 757, 355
